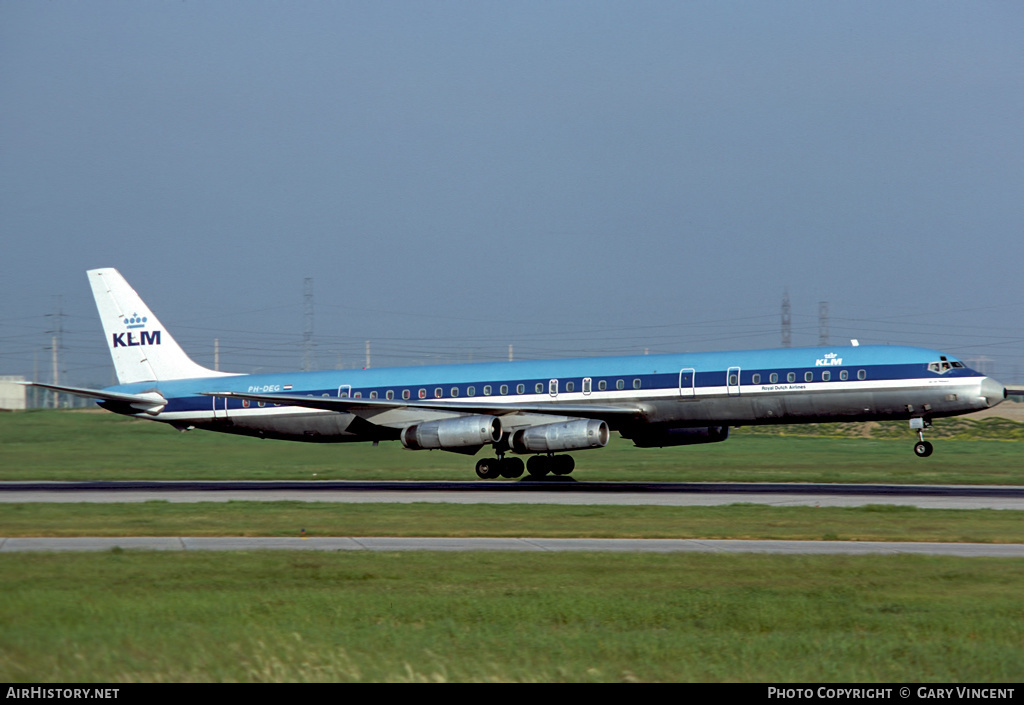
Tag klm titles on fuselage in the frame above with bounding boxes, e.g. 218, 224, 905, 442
815, 352, 842, 366
112, 330, 161, 348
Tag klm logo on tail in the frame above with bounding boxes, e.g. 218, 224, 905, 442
112, 314, 161, 348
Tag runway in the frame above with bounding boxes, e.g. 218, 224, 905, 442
4, 536, 1024, 557
3, 480, 1024, 510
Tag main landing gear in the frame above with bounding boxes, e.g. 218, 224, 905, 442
474, 455, 523, 479
911, 417, 934, 457
475, 453, 575, 480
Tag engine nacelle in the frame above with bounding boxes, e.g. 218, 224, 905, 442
510, 419, 610, 454
627, 426, 729, 448
401, 415, 502, 451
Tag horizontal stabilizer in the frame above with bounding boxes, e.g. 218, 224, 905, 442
199, 390, 643, 419
21, 382, 167, 414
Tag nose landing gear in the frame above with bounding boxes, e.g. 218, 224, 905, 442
911, 417, 933, 457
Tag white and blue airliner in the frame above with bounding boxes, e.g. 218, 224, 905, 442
28, 269, 1016, 479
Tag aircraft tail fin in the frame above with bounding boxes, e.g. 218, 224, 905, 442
88, 268, 233, 384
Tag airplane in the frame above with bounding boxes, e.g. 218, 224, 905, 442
26, 268, 1018, 480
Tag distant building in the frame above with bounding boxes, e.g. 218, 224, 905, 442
0, 376, 26, 411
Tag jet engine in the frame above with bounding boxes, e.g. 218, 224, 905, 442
510, 419, 609, 454
401, 415, 502, 451
626, 425, 729, 448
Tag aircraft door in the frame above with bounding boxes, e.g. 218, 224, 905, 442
212, 396, 229, 419
727, 366, 741, 396
679, 368, 695, 398
337, 385, 352, 398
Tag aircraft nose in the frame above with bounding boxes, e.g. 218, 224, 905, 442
980, 377, 1007, 407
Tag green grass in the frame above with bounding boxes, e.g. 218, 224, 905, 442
2, 409, 1023, 484
2, 551, 1022, 682
3, 501, 1024, 544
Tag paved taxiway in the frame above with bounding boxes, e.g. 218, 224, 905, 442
3, 536, 1024, 557
3, 481, 1024, 510
6, 481, 1022, 556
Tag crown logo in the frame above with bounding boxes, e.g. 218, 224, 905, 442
125, 313, 148, 330
824, 352, 837, 359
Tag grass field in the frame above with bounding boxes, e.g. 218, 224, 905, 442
2, 409, 1023, 484
3, 502, 1024, 544
3, 551, 1023, 682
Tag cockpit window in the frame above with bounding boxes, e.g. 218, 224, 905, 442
928, 359, 964, 374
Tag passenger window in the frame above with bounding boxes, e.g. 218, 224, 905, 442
517, 384, 525, 394
770, 373, 778, 384
858, 370, 867, 380
435, 388, 443, 398
354, 392, 361, 399
535, 383, 544, 394
402, 390, 410, 400
633, 379, 641, 390
804, 371, 813, 382
369, 391, 378, 400
467, 386, 475, 397
616, 379, 625, 390
729, 374, 738, 386
419, 389, 426, 399
483, 385, 492, 396
566, 381, 575, 392
386, 390, 394, 400
583, 378, 592, 394
840, 370, 848, 381
598, 380, 607, 391
822, 371, 830, 382
787, 372, 796, 383
500, 385, 509, 395
752, 374, 761, 384
451, 387, 459, 398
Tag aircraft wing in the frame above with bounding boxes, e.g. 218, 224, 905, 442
199, 389, 644, 419
21, 382, 167, 414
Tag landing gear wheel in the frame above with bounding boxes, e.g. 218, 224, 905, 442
526, 455, 550, 478
551, 455, 575, 476
914, 441, 934, 458
475, 458, 502, 479
499, 457, 525, 479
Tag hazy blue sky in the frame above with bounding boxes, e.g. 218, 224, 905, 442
2, 1, 1022, 388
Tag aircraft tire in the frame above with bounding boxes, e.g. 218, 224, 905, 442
913, 441, 934, 458
551, 455, 575, 475
526, 455, 550, 478
500, 457, 525, 479
475, 458, 502, 480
